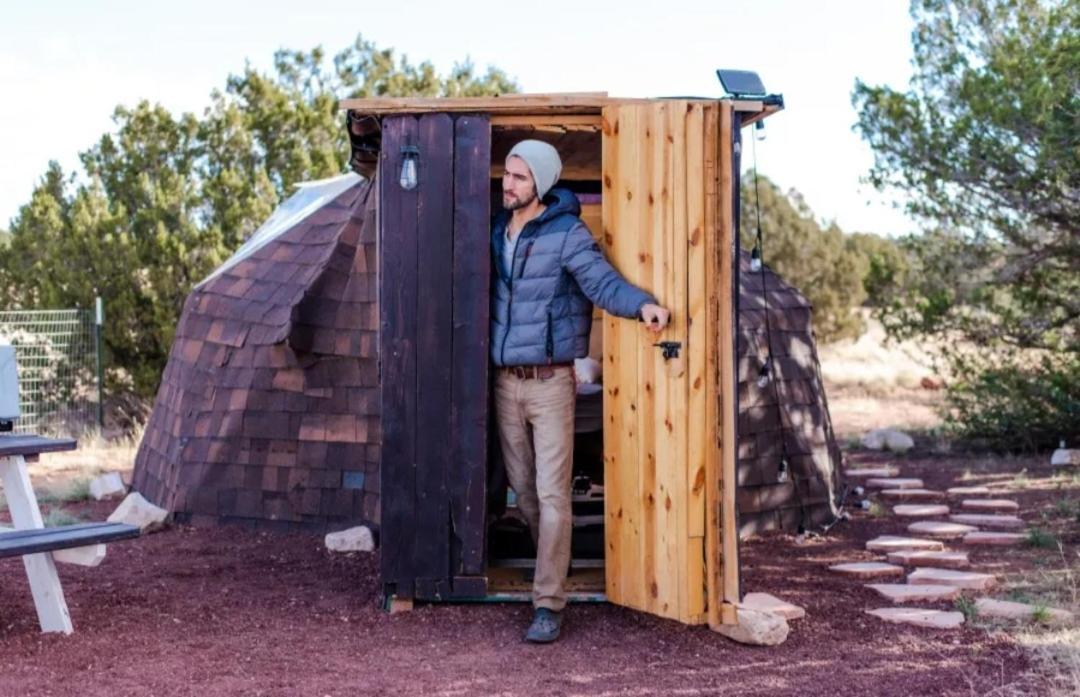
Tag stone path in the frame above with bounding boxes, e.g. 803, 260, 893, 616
832, 457, 1071, 630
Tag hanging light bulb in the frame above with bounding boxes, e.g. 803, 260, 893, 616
750, 243, 762, 272
755, 120, 766, 141
399, 145, 419, 190
756, 356, 771, 388
777, 455, 789, 483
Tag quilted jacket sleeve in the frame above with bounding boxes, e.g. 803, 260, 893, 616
561, 221, 656, 319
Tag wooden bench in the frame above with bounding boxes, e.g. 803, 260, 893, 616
0, 434, 141, 633
0, 522, 140, 558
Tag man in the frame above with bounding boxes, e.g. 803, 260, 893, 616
491, 140, 670, 643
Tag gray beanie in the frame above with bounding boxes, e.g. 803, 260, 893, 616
507, 140, 562, 199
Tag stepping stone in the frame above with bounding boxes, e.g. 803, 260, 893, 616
740, 592, 806, 620
907, 521, 979, 539
828, 562, 905, 579
846, 466, 900, 478
963, 531, 1025, 546
886, 550, 971, 569
866, 477, 923, 489
947, 486, 991, 497
908, 567, 997, 591
866, 583, 961, 603
880, 489, 946, 501
974, 598, 1074, 625
949, 514, 1024, 530
866, 536, 945, 552
893, 504, 950, 517
866, 608, 964, 629
961, 499, 1019, 513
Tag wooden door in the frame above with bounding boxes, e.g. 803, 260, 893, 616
379, 113, 491, 601
601, 100, 738, 626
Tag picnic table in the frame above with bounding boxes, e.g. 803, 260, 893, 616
0, 434, 139, 634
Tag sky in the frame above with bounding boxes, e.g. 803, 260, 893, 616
0, 0, 918, 236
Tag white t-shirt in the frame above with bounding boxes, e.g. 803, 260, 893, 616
502, 225, 519, 279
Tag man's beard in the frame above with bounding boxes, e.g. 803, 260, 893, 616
502, 189, 537, 211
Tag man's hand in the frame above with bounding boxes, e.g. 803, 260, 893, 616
640, 303, 671, 334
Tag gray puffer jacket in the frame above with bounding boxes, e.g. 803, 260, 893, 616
491, 188, 656, 367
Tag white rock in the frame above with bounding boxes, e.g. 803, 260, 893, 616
886, 550, 971, 569
89, 472, 126, 501
907, 521, 979, 539
861, 428, 915, 453
713, 607, 789, 646
107, 492, 168, 533
893, 504, 950, 517
740, 592, 805, 620
866, 583, 960, 603
1051, 449, 1079, 467
325, 525, 375, 553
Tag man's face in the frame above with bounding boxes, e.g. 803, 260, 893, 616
502, 156, 537, 211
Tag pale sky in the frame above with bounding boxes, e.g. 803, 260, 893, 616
0, 0, 918, 236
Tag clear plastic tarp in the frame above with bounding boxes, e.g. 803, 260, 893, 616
198, 172, 363, 288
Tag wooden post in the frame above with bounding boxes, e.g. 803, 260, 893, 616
0, 455, 73, 634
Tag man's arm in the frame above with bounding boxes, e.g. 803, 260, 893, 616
561, 222, 658, 320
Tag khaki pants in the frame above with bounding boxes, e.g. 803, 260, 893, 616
494, 366, 576, 612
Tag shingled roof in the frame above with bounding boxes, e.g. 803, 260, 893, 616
132, 175, 380, 530
735, 251, 842, 535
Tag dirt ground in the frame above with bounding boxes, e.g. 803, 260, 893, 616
2, 447, 1076, 696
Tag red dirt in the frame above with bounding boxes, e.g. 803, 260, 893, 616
2, 450, 1071, 696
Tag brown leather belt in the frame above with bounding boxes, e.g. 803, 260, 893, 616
498, 363, 574, 380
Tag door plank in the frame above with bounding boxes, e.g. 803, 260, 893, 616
379, 115, 421, 596
450, 114, 492, 578
601, 107, 624, 603
413, 113, 455, 585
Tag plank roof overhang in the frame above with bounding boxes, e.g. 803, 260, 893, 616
341, 92, 782, 125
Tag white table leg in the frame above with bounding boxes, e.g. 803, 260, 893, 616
0, 455, 73, 634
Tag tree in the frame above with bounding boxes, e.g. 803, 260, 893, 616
0, 35, 518, 396
740, 175, 869, 343
853, 0, 1079, 449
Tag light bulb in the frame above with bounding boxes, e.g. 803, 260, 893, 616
399, 146, 419, 190
777, 456, 789, 483
755, 120, 766, 141
750, 244, 762, 272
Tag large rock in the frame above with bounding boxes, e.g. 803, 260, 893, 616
861, 428, 915, 453
325, 526, 375, 553
893, 504, 950, 517
949, 513, 1024, 529
89, 472, 126, 501
740, 592, 805, 620
1051, 449, 1079, 467
828, 562, 905, 579
107, 492, 169, 532
880, 489, 946, 501
713, 607, 789, 646
963, 531, 1025, 546
974, 598, 1074, 625
866, 535, 945, 552
908, 567, 997, 591
866, 608, 964, 629
866, 477, 923, 489
907, 521, 979, 539
886, 550, 970, 569
961, 499, 1019, 513
866, 583, 960, 603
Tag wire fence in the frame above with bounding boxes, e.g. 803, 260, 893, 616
0, 308, 101, 435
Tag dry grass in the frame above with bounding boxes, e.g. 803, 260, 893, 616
1007, 549, 1080, 695
29, 423, 144, 501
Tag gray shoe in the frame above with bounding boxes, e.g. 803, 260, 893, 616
524, 608, 562, 643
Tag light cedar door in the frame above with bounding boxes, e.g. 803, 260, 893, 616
601, 100, 734, 624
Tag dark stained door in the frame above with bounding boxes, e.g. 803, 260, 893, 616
379, 113, 491, 601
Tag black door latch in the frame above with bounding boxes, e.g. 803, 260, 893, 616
653, 341, 682, 360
